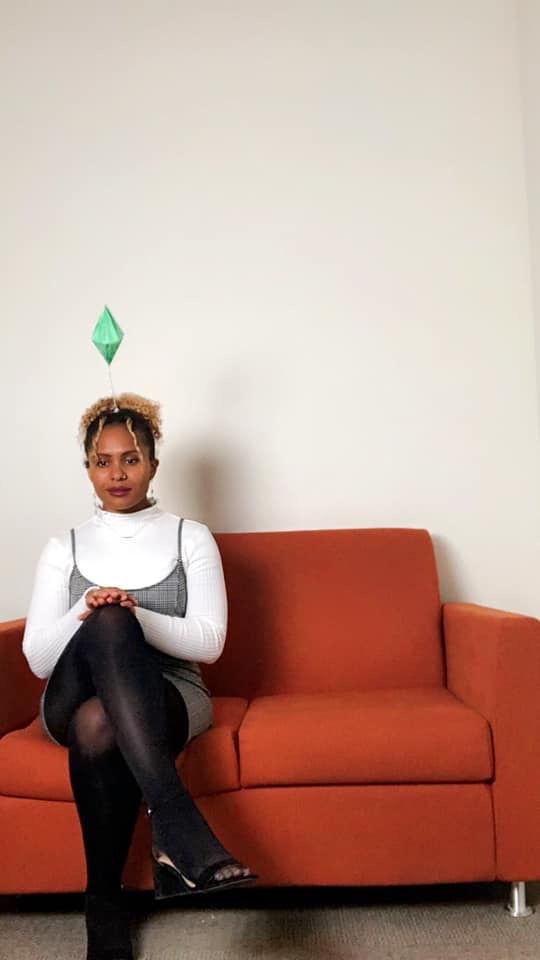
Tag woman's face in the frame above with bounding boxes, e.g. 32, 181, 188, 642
86, 424, 158, 514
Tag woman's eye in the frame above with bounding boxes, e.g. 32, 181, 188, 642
96, 460, 109, 468
126, 457, 140, 465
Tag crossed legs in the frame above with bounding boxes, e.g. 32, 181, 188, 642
43, 605, 250, 896
67, 691, 187, 895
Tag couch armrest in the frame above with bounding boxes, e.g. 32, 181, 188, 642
444, 602, 540, 880
0, 619, 45, 738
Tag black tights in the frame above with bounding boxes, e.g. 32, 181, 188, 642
43, 605, 191, 895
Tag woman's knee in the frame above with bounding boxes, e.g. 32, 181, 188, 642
79, 605, 143, 653
68, 698, 116, 757
84, 603, 138, 631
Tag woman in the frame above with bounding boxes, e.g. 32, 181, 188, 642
23, 393, 256, 960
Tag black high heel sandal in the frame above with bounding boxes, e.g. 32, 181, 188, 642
85, 893, 133, 960
149, 798, 258, 900
152, 849, 258, 900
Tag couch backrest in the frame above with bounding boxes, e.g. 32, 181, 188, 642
203, 528, 443, 697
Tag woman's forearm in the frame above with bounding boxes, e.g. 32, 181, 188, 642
23, 593, 90, 678
134, 606, 226, 663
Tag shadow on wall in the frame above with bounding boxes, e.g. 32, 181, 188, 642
432, 534, 468, 605
158, 438, 256, 533
159, 425, 468, 605
156, 365, 269, 531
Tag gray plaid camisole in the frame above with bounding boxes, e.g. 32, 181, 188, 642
68, 518, 212, 740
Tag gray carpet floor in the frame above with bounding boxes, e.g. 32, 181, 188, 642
2, 883, 540, 960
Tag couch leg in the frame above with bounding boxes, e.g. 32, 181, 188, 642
506, 881, 534, 917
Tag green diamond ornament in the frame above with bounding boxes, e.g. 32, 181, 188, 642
92, 307, 124, 364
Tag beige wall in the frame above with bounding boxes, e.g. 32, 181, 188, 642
517, 0, 540, 429
1, 1, 539, 621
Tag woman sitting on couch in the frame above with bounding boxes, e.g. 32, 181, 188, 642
23, 393, 255, 960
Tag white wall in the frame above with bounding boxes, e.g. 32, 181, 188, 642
517, 0, 540, 428
1, 0, 539, 622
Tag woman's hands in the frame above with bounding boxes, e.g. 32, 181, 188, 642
79, 587, 138, 621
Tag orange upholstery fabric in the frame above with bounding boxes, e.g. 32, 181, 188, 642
239, 688, 493, 787
0, 796, 87, 894
0, 619, 44, 737
445, 603, 540, 881
195, 785, 495, 887
0, 698, 248, 802
179, 697, 248, 796
207, 529, 443, 697
0, 783, 496, 894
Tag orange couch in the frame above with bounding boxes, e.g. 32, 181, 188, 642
1, 528, 540, 907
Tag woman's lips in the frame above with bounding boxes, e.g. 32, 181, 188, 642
108, 488, 132, 496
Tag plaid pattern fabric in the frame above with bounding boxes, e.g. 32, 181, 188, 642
68, 519, 212, 741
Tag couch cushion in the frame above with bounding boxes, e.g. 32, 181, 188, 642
239, 688, 493, 786
0, 697, 247, 801
208, 529, 443, 698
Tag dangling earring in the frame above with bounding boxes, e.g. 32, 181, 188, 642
148, 484, 157, 506
93, 492, 103, 513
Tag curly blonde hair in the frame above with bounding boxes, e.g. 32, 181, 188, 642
80, 393, 162, 464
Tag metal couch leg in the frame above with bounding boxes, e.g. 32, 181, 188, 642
506, 881, 534, 917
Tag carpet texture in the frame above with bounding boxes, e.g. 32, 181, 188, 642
1, 884, 540, 960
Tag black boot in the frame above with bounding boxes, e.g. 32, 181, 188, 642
85, 893, 133, 960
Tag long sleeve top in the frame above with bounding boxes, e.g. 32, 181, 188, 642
22, 505, 228, 679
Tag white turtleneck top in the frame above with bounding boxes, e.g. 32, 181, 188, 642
23, 506, 228, 680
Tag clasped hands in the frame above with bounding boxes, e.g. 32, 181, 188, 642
79, 587, 138, 621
